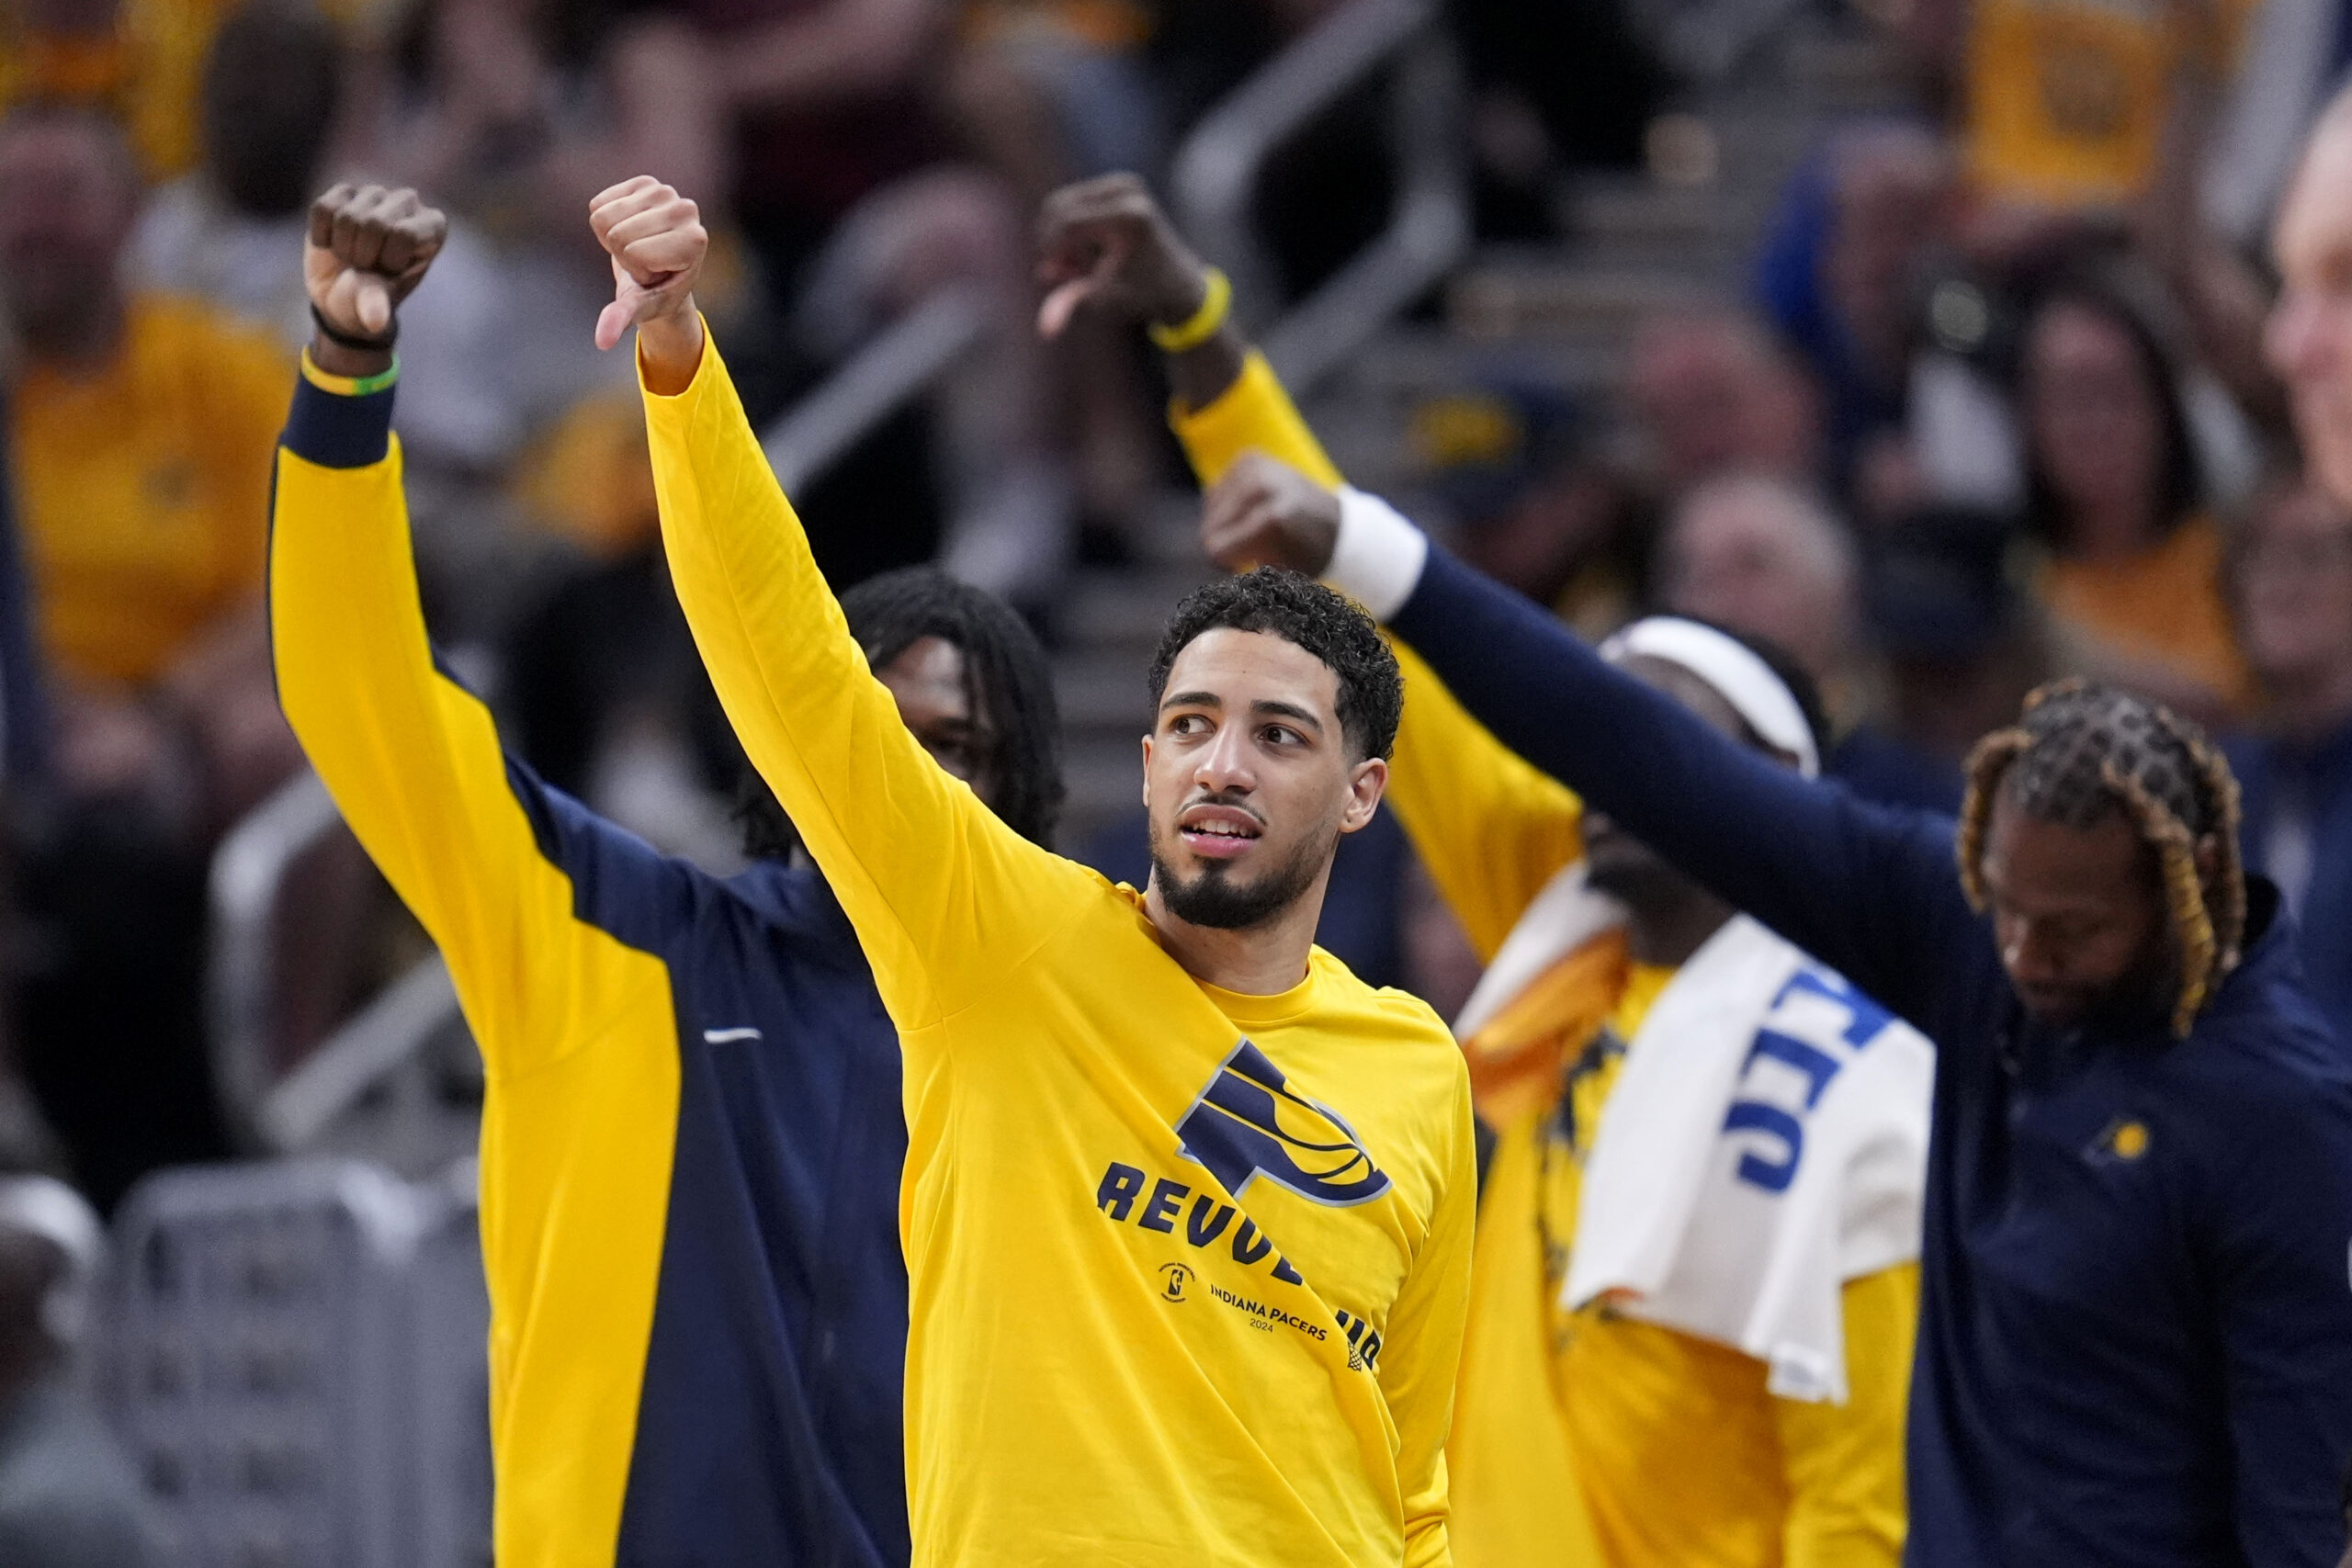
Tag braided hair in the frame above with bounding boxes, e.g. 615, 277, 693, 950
736, 566, 1065, 858
1955, 679, 2245, 1036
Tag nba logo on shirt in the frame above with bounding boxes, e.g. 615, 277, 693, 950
1175, 1041, 1391, 1208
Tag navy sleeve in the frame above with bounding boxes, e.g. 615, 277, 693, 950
1388, 545, 1986, 1037
2211, 1076, 2352, 1565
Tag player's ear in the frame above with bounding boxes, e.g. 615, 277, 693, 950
1339, 757, 1386, 834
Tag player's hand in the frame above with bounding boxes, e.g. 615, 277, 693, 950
1200, 452, 1341, 576
589, 175, 707, 346
305, 184, 447, 344
1035, 172, 1214, 340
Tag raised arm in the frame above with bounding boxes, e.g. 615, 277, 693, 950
604, 178, 1080, 1028
1215, 486, 1979, 1034
276, 186, 676, 1074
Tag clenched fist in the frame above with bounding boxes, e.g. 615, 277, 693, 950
305, 184, 447, 367
589, 175, 707, 389
1200, 452, 1341, 577
1035, 173, 1215, 339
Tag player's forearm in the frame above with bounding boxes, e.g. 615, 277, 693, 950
1361, 527, 1964, 1021
1167, 322, 1249, 416
637, 310, 706, 397
1170, 347, 1339, 488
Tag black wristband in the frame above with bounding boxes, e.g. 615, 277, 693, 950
310, 301, 397, 353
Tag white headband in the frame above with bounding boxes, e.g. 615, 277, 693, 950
1598, 616, 1820, 777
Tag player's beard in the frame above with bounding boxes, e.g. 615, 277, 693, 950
1148, 816, 1330, 931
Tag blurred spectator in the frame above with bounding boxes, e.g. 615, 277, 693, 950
0, 102, 293, 1203
131, 0, 519, 468
0, 103, 288, 804
2224, 470, 2352, 1045
352, 0, 722, 451
2015, 272, 2253, 716
1642, 471, 2030, 811
663, 0, 1070, 599
0, 0, 234, 182
0, 1177, 152, 1565
1654, 471, 1861, 704
1625, 306, 1825, 498
1755, 121, 1954, 484
1408, 380, 1641, 634
948, 0, 1159, 207
946, 3, 1165, 538
1447, 0, 1666, 238
1843, 503, 2055, 812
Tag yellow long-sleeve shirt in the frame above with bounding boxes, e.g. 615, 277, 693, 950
1170, 353, 1915, 1568
271, 358, 680, 1565
643, 330, 1476, 1568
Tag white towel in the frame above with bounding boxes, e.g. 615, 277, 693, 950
1561, 914, 1934, 1404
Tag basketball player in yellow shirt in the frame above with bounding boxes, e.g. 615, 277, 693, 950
597, 175, 1476, 1568
1033, 173, 1926, 1568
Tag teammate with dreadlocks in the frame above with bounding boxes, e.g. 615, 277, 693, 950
272, 186, 1063, 1566
1210, 443, 2352, 1558
1952, 681, 2247, 1040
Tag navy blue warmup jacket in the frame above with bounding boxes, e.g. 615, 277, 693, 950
272, 361, 909, 1565
1382, 542, 2352, 1567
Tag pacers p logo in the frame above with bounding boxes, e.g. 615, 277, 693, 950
1176, 1041, 1391, 1207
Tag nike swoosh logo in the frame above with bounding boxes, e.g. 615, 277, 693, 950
703, 1028, 763, 1043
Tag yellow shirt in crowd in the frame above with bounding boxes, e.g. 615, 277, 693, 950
1964, 0, 2255, 209
8, 293, 287, 686
643, 331, 1477, 1568
2042, 514, 2252, 712
1171, 354, 1916, 1568
0, 0, 230, 180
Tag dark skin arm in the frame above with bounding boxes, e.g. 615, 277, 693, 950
1033, 172, 1247, 411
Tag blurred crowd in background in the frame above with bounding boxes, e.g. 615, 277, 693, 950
0, 0, 2351, 1550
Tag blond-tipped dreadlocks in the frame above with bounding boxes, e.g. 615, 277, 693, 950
1955, 679, 2245, 1037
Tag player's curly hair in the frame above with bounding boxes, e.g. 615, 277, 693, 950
737, 567, 1064, 859
1955, 679, 2245, 1037
1148, 568, 1404, 761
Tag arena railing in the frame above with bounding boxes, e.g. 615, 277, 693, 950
1170, 0, 1469, 393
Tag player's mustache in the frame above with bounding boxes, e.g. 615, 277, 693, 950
1177, 790, 1265, 829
